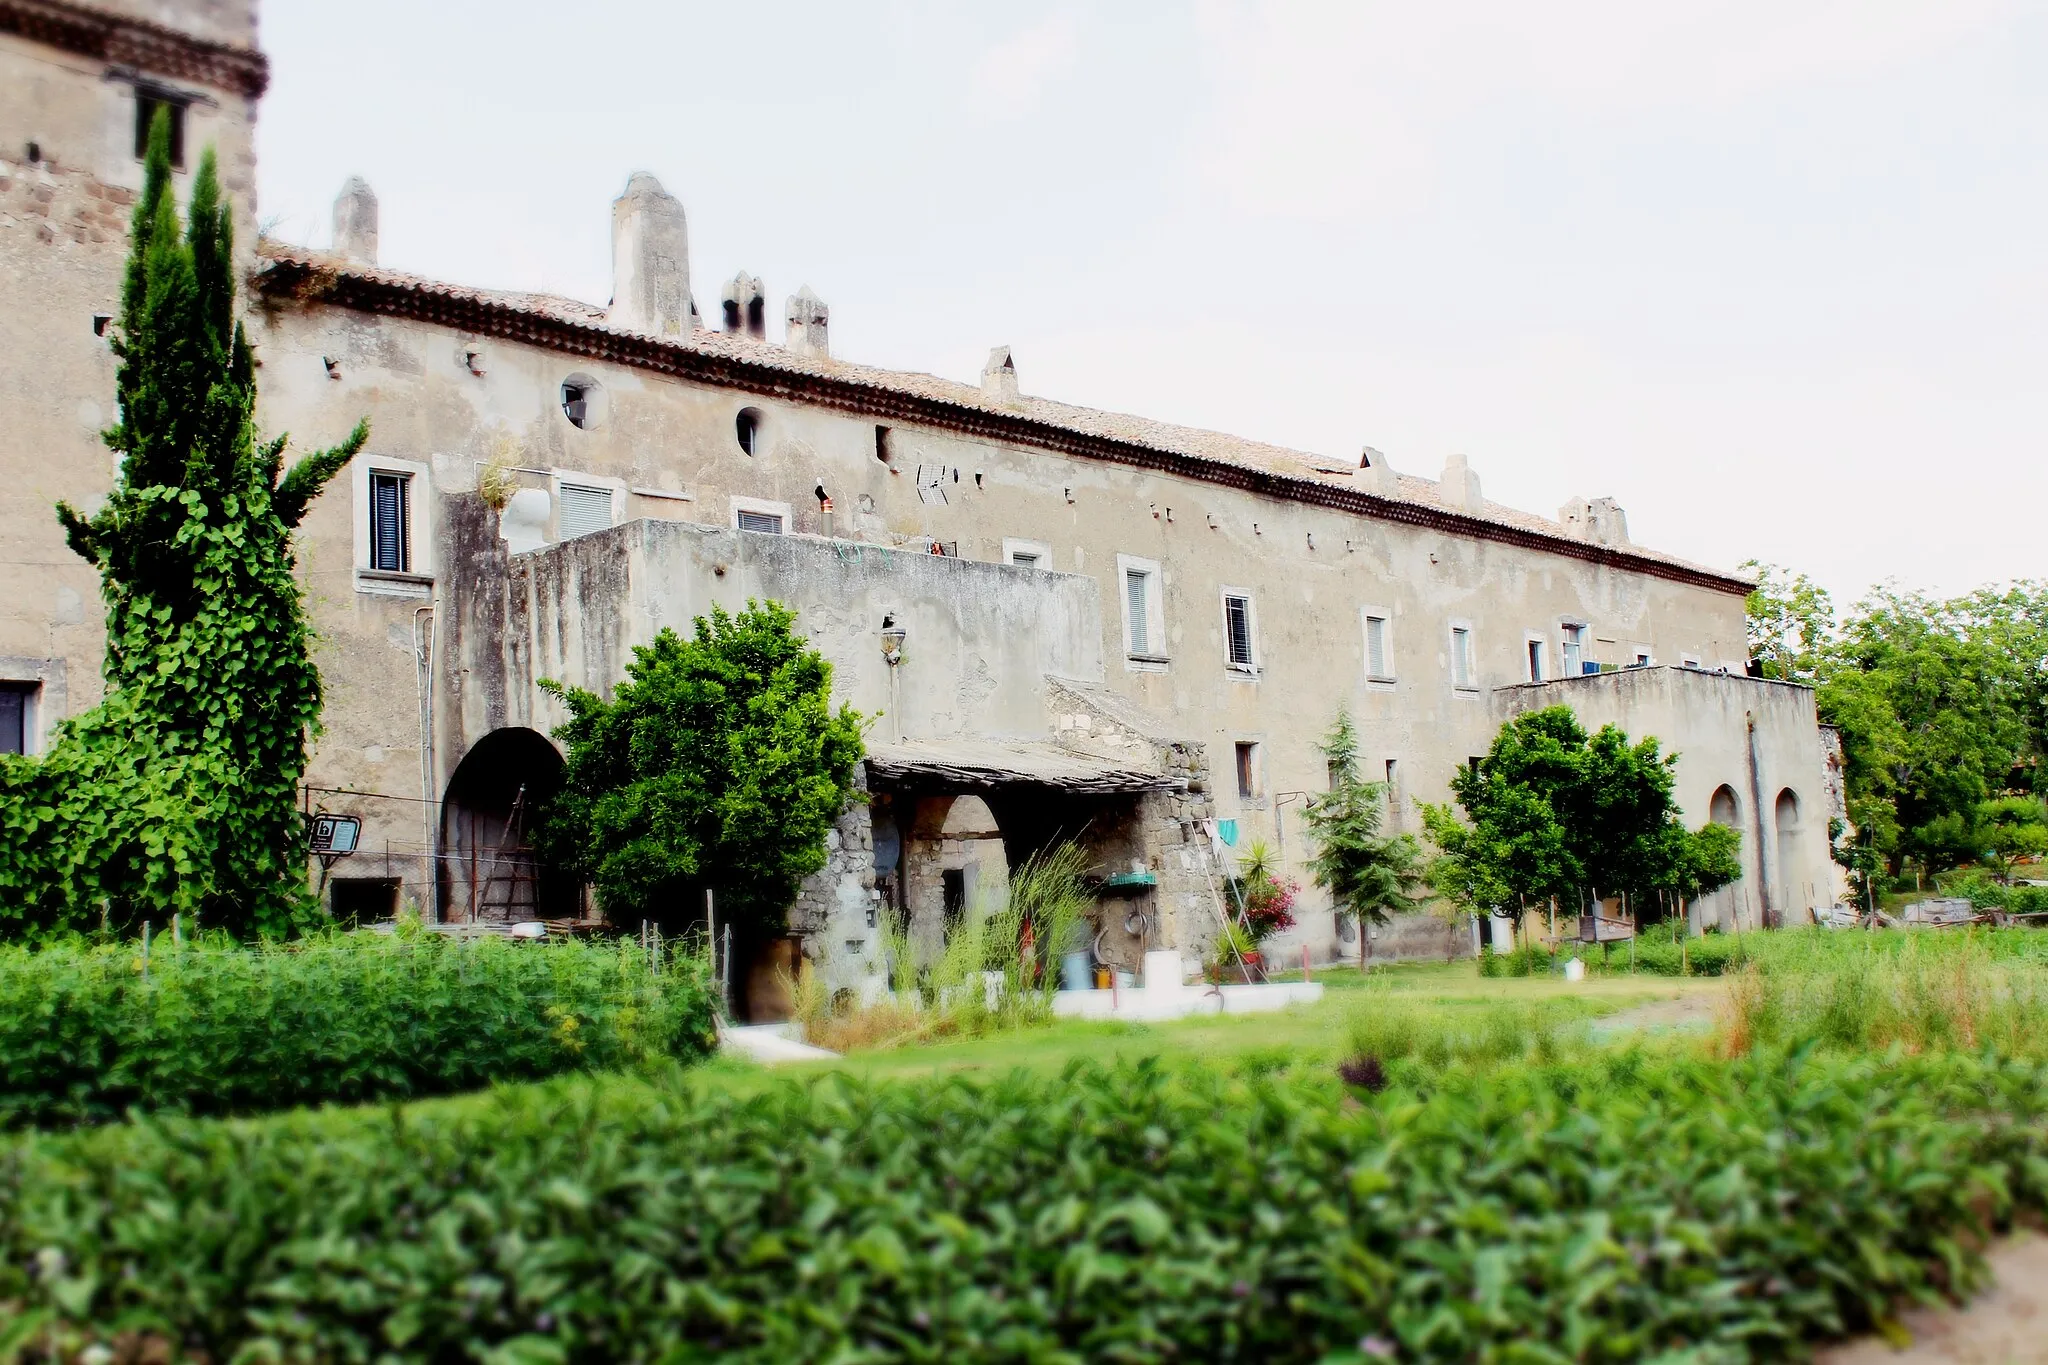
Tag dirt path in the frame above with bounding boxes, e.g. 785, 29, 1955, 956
1588, 991, 1720, 1038
1816, 1232, 2047, 1364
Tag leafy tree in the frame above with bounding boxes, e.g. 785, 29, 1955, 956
1302, 710, 1424, 930
1421, 707, 1742, 924
1977, 796, 2048, 884
1743, 560, 1836, 682
0, 111, 365, 937
538, 602, 865, 937
1819, 587, 2036, 876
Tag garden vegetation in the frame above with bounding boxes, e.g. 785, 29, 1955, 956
0, 112, 367, 938
0, 930, 716, 1127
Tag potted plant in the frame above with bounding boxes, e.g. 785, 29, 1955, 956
1217, 842, 1299, 981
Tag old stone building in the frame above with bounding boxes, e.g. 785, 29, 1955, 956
2, 0, 1843, 1004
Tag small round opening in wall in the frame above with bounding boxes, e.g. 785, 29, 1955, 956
560, 374, 606, 430
735, 406, 764, 456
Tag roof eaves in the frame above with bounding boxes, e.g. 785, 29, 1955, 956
253, 247, 1754, 596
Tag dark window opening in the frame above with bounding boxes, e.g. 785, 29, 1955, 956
1224, 594, 1254, 667
1235, 742, 1258, 800
735, 407, 762, 456
722, 298, 742, 331
874, 426, 892, 464
133, 92, 187, 169
369, 472, 410, 572
0, 683, 34, 756
1527, 639, 1545, 682
942, 868, 966, 938
331, 877, 400, 927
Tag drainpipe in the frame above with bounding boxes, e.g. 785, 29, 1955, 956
1745, 710, 1776, 930
414, 605, 437, 919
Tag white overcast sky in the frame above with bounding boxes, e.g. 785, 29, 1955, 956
254, 2, 2046, 605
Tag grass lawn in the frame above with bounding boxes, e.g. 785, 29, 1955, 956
695, 958, 1724, 1095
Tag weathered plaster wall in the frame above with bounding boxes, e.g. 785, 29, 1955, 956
1493, 668, 1839, 927
0, 21, 259, 748
247, 290, 1753, 956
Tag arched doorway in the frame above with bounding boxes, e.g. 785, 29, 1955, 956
873, 793, 1013, 960
438, 727, 576, 922
1775, 788, 1804, 918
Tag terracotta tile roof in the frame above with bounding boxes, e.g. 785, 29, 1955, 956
253, 242, 1752, 595
0, 0, 268, 97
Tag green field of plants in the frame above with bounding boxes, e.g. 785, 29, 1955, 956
0, 930, 716, 1127
1, 926, 2043, 1361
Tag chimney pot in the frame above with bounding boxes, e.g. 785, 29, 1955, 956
607, 172, 697, 338
332, 176, 378, 265
981, 345, 1019, 401
1441, 453, 1484, 514
785, 286, 829, 359
722, 273, 766, 338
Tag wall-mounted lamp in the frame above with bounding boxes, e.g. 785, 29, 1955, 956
1207, 513, 1219, 529
91, 313, 112, 338
1063, 487, 1074, 504
464, 346, 487, 376
880, 616, 907, 667
322, 356, 341, 380
1252, 522, 1262, 536
1306, 532, 1315, 550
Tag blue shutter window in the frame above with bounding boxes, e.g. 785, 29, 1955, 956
369, 472, 409, 572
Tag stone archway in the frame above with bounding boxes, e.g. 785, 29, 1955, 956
438, 727, 576, 922
882, 793, 1012, 960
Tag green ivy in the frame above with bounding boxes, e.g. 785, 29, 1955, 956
0, 110, 365, 938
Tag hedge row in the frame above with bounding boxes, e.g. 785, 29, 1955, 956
5, 1047, 2045, 1360
0, 932, 716, 1127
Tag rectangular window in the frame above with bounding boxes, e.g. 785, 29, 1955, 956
1010, 551, 1040, 568
736, 509, 785, 534
1235, 742, 1259, 800
1680, 653, 1702, 669
1562, 624, 1585, 677
1633, 649, 1653, 668
0, 683, 32, 756
368, 472, 410, 572
557, 482, 615, 541
1526, 638, 1545, 683
1451, 626, 1475, 689
1003, 538, 1051, 569
1364, 614, 1391, 680
133, 91, 187, 168
1223, 593, 1255, 669
1126, 569, 1153, 656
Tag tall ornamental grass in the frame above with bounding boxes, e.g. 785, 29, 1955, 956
1715, 937, 2048, 1058
3, 1048, 2045, 1360
0, 930, 716, 1126
794, 841, 1095, 1053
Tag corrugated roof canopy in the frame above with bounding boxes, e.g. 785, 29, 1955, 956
864, 741, 1181, 796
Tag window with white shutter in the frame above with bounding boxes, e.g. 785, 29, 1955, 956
736, 509, 784, 534
557, 482, 614, 541
1126, 570, 1151, 655
1364, 613, 1391, 680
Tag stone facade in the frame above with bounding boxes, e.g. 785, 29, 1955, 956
0, 0, 1846, 986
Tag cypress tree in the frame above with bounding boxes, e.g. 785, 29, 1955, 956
0, 110, 366, 936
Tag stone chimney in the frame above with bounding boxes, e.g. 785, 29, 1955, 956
608, 172, 697, 338
1359, 445, 1397, 496
1441, 454, 1484, 514
785, 286, 829, 359
722, 273, 765, 338
982, 346, 1019, 401
1558, 496, 1631, 545
332, 176, 378, 265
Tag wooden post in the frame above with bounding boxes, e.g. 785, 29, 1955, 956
1301, 942, 1312, 982
140, 921, 151, 981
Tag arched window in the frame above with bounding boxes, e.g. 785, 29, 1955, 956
1710, 784, 1741, 828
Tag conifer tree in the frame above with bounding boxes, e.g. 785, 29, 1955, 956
1303, 709, 1425, 929
0, 111, 365, 936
